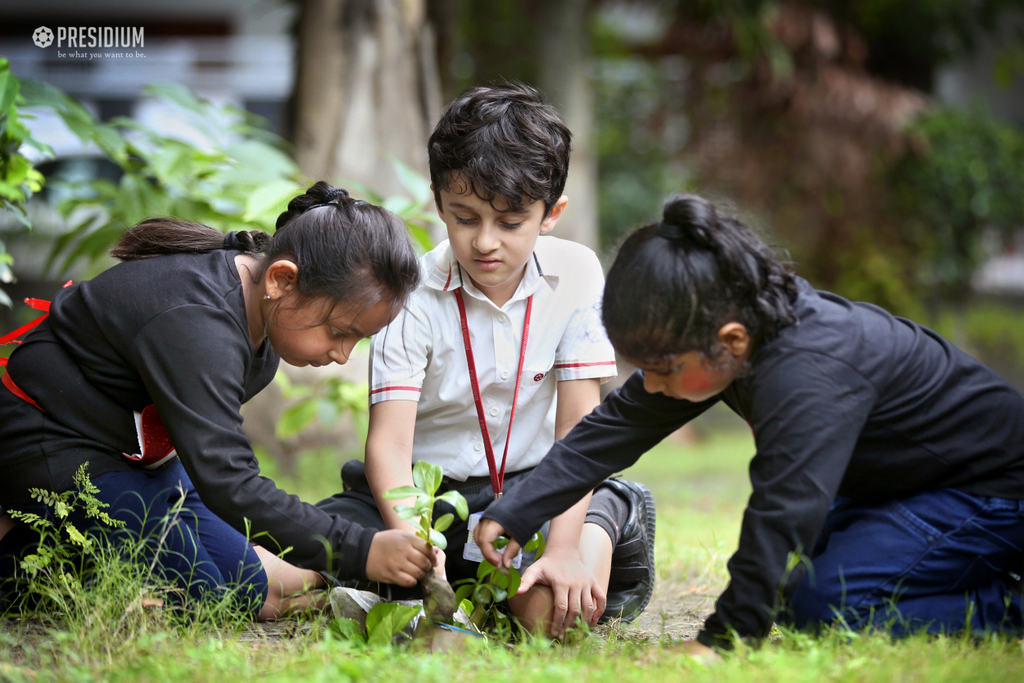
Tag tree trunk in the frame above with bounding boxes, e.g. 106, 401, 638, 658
292, 0, 442, 197
539, 0, 598, 250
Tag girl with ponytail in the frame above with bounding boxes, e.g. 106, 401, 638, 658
476, 194, 1024, 653
0, 182, 436, 619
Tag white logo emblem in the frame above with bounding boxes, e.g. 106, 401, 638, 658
32, 26, 54, 48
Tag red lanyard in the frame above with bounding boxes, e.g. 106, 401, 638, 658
454, 288, 533, 499
1, 281, 73, 412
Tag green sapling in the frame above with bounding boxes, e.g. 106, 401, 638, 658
383, 460, 469, 624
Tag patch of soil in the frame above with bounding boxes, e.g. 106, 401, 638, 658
620, 579, 719, 641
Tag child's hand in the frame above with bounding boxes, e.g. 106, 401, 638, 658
519, 547, 606, 638
432, 545, 447, 581
474, 518, 521, 568
365, 529, 434, 586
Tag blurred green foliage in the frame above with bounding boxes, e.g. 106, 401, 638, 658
274, 359, 370, 444
18, 80, 305, 274
0, 59, 51, 307
891, 106, 1024, 300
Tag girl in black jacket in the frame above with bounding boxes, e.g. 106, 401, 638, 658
0, 182, 437, 619
476, 194, 1024, 652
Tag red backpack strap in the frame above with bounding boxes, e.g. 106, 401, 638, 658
0, 280, 72, 412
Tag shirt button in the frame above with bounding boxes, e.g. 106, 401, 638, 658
490, 407, 499, 416
501, 370, 510, 379
474, 442, 483, 451
497, 314, 506, 323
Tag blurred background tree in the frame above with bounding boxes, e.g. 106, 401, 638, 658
5, 0, 1024, 475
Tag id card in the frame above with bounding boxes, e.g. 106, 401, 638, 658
463, 512, 522, 568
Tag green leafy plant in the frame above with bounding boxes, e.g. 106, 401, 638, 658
328, 601, 422, 647
455, 531, 545, 637
384, 461, 468, 626
6, 463, 126, 611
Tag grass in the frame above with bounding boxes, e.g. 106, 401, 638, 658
3, 427, 1023, 681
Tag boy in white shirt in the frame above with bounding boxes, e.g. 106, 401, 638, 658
318, 83, 655, 637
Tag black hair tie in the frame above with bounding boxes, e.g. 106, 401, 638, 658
658, 222, 685, 241
222, 231, 245, 251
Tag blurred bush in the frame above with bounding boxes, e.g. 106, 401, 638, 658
891, 106, 1024, 302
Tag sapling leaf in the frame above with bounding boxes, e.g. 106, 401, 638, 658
459, 598, 474, 616
328, 617, 366, 643
383, 486, 424, 500
416, 461, 443, 496
394, 506, 418, 521
413, 497, 432, 517
366, 602, 420, 646
490, 568, 509, 590
411, 460, 429, 491
455, 584, 474, 604
473, 583, 494, 605
506, 566, 522, 597
524, 531, 545, 559
428, 528, 448, 550
477, 561, 496, 580
437, 490, 469, 519
491, 587, 508, 603
493, 536, 510, 550
433, 513, 454, 533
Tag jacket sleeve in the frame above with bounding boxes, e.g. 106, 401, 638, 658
483, 369, 716, 544
129, 304, 376, 579
698, 348, 877, 647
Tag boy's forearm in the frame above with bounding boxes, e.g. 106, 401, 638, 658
365, 401, 421, 534
545, 491, 592, 549
365, 451, 419, 533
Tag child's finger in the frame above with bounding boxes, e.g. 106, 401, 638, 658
581, 588, 597, 627
550, 585, 570, 637
517, 564, 540, 594
591, 585, 607, 625
562, 586, 583, 635
391, 569, 418, 587
501, 538, 523, 569
473, 518, 508, 564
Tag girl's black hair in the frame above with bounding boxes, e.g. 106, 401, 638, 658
603, 194, 799, 363
111, 181, 421, 314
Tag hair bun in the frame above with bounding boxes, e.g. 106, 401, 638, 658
660, 194, 716, 247
276, 182, 354, 230
321, 185, 351, 204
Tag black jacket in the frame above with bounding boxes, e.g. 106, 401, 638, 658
0, 249, 375, 578
483, 278, 1024, 642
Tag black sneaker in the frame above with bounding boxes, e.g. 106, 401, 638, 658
599, 478, 656, 624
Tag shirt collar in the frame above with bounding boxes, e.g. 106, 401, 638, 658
424, 241, 559, 301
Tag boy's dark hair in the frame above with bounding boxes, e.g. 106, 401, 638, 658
111, 181, 421, 318
603, 194, 799, 363
427, 81, 571, 216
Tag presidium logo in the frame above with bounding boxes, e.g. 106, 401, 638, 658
32, 27, 54, 48
32, 25, 145, 58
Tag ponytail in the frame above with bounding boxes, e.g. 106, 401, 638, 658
111, 218, 270, 261
603, 194, 797, 363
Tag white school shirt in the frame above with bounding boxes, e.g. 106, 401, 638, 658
369, 236, 617, 482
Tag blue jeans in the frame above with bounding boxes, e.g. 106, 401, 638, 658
0, 460, 268, 613
783, 488, 1024, 636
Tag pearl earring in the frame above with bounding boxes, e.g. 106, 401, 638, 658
264, 295, 271, 300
